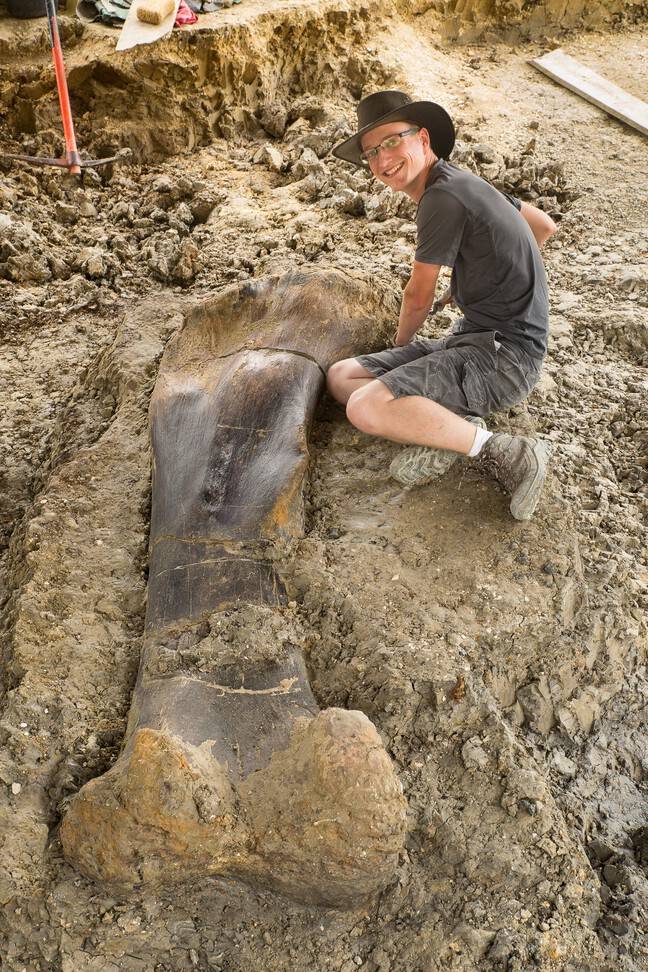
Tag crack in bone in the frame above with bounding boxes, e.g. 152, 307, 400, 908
153, 557, 275, 578
149, 674, 300, 696
218, 345, 327, 377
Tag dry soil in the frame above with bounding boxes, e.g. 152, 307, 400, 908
0, 1, 647, 970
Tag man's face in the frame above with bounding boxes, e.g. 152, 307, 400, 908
360, 121, 428, 191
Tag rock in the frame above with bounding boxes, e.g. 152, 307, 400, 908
487, 927, 522, 963
602, 862, 632, 890
174, 202, 194, 225
601, 913, 631, 937
481, 162, 502, 181
257, 102, 289, 138
254, 143, 285, 173
55, 201, 77, 225
78, 247, 107, 279
461, 736, 490, 771
190, 191, 221, 224
551, 752, 577, 777
48, 255, 70, 279
587, 838, 616, 864
364, 189, 401, 222
618, 271, 644, 293
0, 185, 17, 206
517, 681, 554, 734
152, 175, 174, 194
550, 320, 573, 349
473, 143, 498, 164
453, 923, 496, 958
171, 240, 200, 285
331, 189, 364, 217
79, 199, 98, 218
291, 148, 325, 181
7, 254, 51, 283
531, 371, 558, 400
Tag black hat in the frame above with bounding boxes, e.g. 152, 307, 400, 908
331, 90, 455, 167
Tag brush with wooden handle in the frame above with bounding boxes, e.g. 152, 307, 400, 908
137, 0, 175, 24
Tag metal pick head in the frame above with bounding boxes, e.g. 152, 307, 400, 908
4, 152, 121, 173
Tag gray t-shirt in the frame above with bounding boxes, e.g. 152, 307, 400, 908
415, 160, 549, 360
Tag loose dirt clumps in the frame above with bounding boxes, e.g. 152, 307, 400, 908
0, 1, 647, 971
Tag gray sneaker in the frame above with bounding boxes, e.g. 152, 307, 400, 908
390, 416, 487, 488
478, 433, 552, 520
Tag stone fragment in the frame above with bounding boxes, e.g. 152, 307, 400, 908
78, 246, 107, 279
531, 371, 558, 399
517, 681, 554, 734
7, 254, 51, 283
551, 751, 577, 777
254, 143, 285, 173
257, 101, 288, 138
330, 189, 364, 216
290, 148, 325, 181
189, 191, 221, 224
364, 189, 401, 222
171, 240, 199, 284
55, 201, 77, 225
461, 736, 490, 771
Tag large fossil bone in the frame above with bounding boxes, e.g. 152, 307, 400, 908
60, 269, 407, 907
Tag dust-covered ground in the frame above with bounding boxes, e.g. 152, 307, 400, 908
0, 0, 647, 969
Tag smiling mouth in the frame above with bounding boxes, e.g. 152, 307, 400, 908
382, 160, 405, 178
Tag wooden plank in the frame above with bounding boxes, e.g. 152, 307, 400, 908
531, 48, 648, 138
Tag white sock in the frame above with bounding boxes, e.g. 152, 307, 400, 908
468, 425, 493, 458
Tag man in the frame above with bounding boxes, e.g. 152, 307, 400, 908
328, 90, 557, 520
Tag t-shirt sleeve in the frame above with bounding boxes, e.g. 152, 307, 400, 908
500, 190, 522, 211
415, 189, 467, 267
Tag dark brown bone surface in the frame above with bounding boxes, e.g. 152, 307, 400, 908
60, 269, 407, 907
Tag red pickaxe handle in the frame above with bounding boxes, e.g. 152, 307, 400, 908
45, 0, 81, 175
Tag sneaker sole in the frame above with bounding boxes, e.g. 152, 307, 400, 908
389, 416, 487, 488
390, 447, 459, 487
510, 439, 552, 521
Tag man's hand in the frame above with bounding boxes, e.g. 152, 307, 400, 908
432, 287, 454, 313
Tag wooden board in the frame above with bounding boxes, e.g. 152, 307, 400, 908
531, 48, 648, 138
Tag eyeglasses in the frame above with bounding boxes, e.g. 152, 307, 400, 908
359, 127, 420, 164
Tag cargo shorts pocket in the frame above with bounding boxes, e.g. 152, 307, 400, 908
461, 358, 493, 415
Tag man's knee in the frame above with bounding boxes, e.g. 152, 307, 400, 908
346, 383, 390, 436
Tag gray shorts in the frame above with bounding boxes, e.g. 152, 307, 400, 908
356, 329, 542, 417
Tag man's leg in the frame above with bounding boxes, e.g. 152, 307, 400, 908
345, 379, 479, 453
327, 358, 375, 406
346, 379, 550, 521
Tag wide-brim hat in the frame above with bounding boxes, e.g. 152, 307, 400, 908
332, 90, 455, 167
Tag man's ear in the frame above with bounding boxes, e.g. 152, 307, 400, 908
419, 126, 431, 149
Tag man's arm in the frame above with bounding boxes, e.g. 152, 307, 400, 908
395, 260, 441, 346
519, 201, 557, 248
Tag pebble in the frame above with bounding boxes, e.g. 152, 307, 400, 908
551, 752, 578, 777
11, 783, 21, 795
